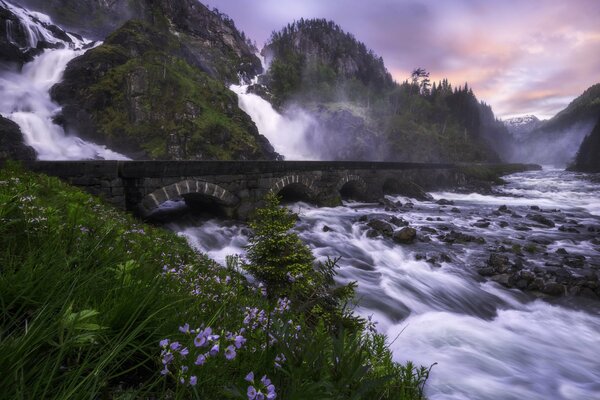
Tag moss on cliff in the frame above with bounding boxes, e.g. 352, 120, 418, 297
52, 21, 274, 160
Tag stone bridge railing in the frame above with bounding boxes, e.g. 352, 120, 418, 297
21, 160, 481, 219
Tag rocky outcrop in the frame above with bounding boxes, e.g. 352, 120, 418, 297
570, 119, 600, 172
51, 21, 276, 160
13, 0, 261, 83
0, 116, 36, 160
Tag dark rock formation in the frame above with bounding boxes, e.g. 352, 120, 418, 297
570, 119, 600, 172
0, 116, 36, 160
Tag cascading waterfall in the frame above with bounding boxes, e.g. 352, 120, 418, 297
166, 169, 600, 400
230, 61, 320, 160
0, 0, 128, 160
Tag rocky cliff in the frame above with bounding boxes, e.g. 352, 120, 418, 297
51, 20, 276, 160
570, 119, 600, 172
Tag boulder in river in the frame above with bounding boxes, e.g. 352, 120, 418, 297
393, 227, 417, 244
367, 219, 393, 237
527, 213, 555, 227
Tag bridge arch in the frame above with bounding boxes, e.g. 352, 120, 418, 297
382, 178, 402, 195
140, 179, 238, 217
336, 175, 367, 200
270, 175, 317, 203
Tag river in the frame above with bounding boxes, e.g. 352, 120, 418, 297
166, 168, 600, 400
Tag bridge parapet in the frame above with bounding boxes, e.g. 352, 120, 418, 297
21, 160, 497, 219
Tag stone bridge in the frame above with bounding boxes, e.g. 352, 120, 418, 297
24, 160, 473, 219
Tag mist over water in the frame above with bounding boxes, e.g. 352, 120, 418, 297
166, 169, 600, 400
507, 121, 595, 168
0, 0, 128, 160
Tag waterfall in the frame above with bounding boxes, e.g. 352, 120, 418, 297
0, 0, 128, 160
229, 62, 320, 160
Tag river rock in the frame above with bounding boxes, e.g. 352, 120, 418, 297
473, 220, 490, 228
393, 227, 417, 244
389, 215, 408, 227
498, 205, 510, 213
322, 225, 333, 232
527, 213, 555, 227
542, 282, 566, 296
436, 199, 454, 205
367, 219, 393, 237
563, 255, 585, 268
421, 226, 437, 234
488, 253, 511, 273
442, 230, 485, 244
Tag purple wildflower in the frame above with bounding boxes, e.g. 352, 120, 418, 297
179, 347, 189, 357
178, 323, 190, 334
170, 341, 181, 351
245, 372, 254, 382
225, 345, 236, 360
209, 343, 219, 356
261, 375, 271, 386
190, 375, 197, 386
256, 391, 265, 400
159, 338, 170, 348
194, 333, 207, 347
194, 354, 206, 366
234, 335, 247, 349
247, 386, 257, 400
162, 352, 174, 365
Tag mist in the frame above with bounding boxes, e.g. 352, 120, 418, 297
507, 120, 596, 167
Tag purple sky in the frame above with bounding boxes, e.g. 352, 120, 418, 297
204, 0, 600, 119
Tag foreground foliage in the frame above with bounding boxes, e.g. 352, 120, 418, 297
0, 164, 430, 399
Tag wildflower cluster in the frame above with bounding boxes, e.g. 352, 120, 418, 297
159, 323, 248, 386
245, 372, 277, 400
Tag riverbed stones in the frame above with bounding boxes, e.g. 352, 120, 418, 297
393, 227, 417, 244
441, 230, 485, 245
367, 219, 393, 237
527, 213, 555, 227
436, 198, 454, 205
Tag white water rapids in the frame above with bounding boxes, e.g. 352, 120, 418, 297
0, 0, 128, 160
165, 169, 600, 400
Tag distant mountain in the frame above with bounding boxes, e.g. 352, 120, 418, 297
503, 115, 543, 139
509, 84, 600, 166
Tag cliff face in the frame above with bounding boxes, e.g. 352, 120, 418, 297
51, 20, 276, 160
570, 119, 600, 172
14, 0, 261, 83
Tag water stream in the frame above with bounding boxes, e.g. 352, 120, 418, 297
166, 169, 600, 400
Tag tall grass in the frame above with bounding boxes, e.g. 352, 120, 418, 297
0, 163, 431, 399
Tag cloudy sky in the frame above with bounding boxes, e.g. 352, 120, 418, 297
204, 0, 600, 119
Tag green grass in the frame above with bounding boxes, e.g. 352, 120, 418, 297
0, 164, 431, 399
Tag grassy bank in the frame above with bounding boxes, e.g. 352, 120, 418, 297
0, 163, 430, 399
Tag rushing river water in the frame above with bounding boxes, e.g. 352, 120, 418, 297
165, 168, 600, 400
